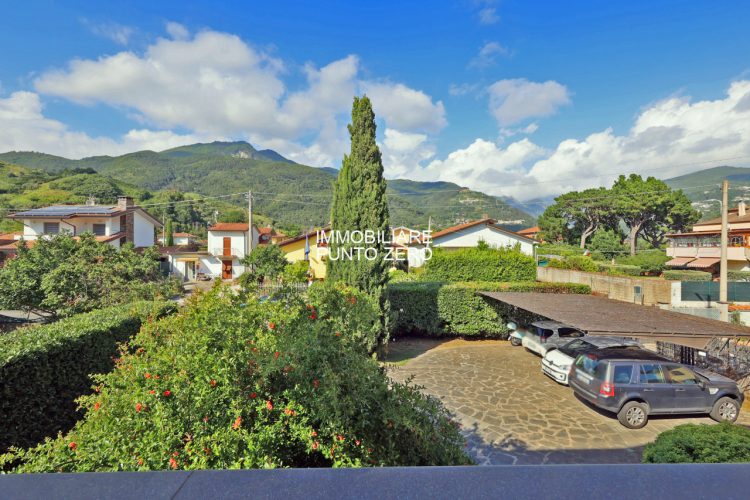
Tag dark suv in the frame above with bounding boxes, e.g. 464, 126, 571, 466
569, 348, 744, 428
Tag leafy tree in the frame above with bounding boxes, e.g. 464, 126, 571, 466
240, 244, 289, 283
588, 229, 626, 260
0, 234, 176, 318
165, 219, 174, 246
542, 187, 615, 249
282, 260, 310, 282
611, 174, 699, 255
327, 96, 390, 293
218, 208, 247, 223
537, 204, 570, 243
641, 189, 699, 248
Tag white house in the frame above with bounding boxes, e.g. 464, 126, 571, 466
166, 222, 261, 281
8, 196, 162, 248
408, 218, 537, 268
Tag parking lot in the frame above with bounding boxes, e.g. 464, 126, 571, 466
386, 339, 750, 465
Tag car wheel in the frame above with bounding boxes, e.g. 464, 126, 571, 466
510, 337, 522, 346
617, 401, 649, 429
710, 397, 740, 423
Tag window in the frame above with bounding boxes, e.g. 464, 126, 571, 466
558, 327, 585, 338
665, 364, 698, 385
43, 222, 60, 235
639, 364, 666, 384
730, 236, 744, 248
535, 327, 554, 339
92, 224, 106, 236
120, 214, 127, 232
613, 365, 634, 384
575, 355, 605, 378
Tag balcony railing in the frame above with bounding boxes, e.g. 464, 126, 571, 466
210, 247, 245, 257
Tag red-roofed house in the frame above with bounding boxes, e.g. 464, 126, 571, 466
517, 226, 541, 240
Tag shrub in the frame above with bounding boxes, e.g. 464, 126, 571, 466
616, 251, 670, 274
643, 423, 750, 463
387, 281, 590, 338
3, 286, 470, 471
422, 247, 535, 282
0, 301, 175, 452
388, 269, 418, 283
282, 261, 310, 282
538, 243, 606, 261
547, 255, 599, 273
663, 270, 712, 281
728, 271, 750, 282
597, 263, 643, 277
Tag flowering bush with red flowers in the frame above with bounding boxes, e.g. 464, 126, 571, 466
3, 285, 469, 472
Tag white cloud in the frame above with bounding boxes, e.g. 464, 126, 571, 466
81, 19, 134, 46
380, 128, 436, 178
449, 82, 481, 97
411, 80, 750, 201
29, 26, 445, 170
487, 78, 571, 126
469, 42, 509, 68
478, 7, 499, 25
0, 91, 208, 158
361, 82, 447, 133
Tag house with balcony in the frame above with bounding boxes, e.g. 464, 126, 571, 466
164, 222, 261, 281
666, 201, 750, 273
7, 197, 162, 250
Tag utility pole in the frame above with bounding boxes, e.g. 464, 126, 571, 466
720, 180, 729, 322
248, 190, 254, 254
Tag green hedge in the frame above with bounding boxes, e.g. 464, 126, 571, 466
643, 423, 750, 463
663, 270, 712, 281
0, 301, 175, 452
548, 255, 599, 272
422, 247, 535, 282
596, 263, 643, 277
728, 271, 750, 282
387, 281, 591, 338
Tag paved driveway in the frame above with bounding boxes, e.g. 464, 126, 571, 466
387, 340, 750, 465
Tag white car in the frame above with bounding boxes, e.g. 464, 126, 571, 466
521, 321, 585, 357
542, 336, 641, 385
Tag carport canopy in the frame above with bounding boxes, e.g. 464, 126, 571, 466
664, 256, 695, 266
481, 292, 750, 348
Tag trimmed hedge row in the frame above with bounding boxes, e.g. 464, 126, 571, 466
728, 271, 750, 282
596, 263, 643, 277
643, 423, 750, 463
422, 247, 536, 282
0, 301, 176, 452
547, 255, 599, 273
662, 270, 712, 281
387, 281, 591, 338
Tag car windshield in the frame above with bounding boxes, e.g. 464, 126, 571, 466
575, 354, 606, 379
560, 339, 593, 356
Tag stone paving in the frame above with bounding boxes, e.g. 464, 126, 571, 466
387, 340, 750, 465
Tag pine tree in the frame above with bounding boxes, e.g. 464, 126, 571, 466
165, 219, 174, 246
327, 96, 390, 293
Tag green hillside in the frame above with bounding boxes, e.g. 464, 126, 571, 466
665, 166, 750, 219
0, 142, 535, 232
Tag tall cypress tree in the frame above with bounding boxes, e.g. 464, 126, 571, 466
165, 219, 174, 246
328, 96, 390, 293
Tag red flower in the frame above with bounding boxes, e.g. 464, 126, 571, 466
268, 322, 276, 330
135, 402, 144, 413
284, 408, 294, 416
232, 416, 242, 430
266, 400, 273, 411
311, 430, 318, 437
144, 373, 152, 379
309, 312, 317, 320
203, 415, 209, 423
334, 332, 342, 337
312, 441, 319, 450
274, 351, 280, 360
137, 458, 144, 466
250, 392, 257, 399
252, 347, 258, 353
172, 451, 180, 457
348, 296, 357, 304
210, 380, 217, 387
337, 434, 344, 442
93, 402, 101, 411
149, 390, 156, 395
163, 390, 172, 397
169, 458, 178, 469
355, 440, 361, 446
68, 442, 77, 450
312, 379, 319, 389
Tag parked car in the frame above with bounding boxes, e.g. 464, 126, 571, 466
521, 321, 585, 357
542, 336, 641, 385
569, 348, 744, 429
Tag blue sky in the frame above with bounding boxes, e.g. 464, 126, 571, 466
1, 0, 750, 200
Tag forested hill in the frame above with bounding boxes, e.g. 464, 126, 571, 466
0, 141, 534, 231
664, 166, 750, 219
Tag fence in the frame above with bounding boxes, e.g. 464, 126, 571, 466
536, 267, 673, 306
681, 281, 750, 303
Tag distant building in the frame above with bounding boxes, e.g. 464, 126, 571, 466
8, 196, 162, 249
158, 232, 197, 246
517, 226, 541, 240
666, 201, 750, 272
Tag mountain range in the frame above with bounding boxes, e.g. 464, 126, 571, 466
0, 141, 534, 233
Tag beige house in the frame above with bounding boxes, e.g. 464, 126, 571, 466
666, 201, 750, 272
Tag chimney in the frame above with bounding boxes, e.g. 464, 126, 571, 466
739, 201, 747, 217
117, 196, 134, 210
